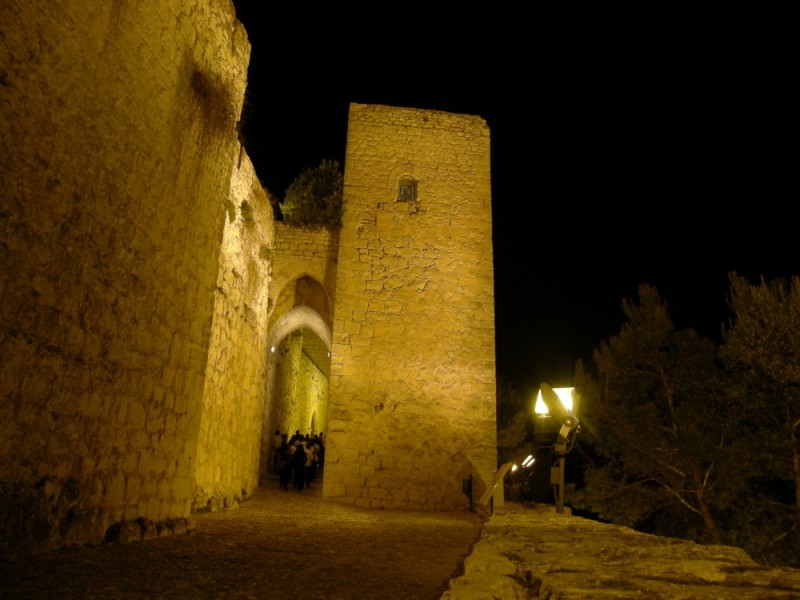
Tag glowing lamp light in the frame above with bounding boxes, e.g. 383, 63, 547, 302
511, 455, 535, 473
535, 387, 574, 415
535, 385, 577, 515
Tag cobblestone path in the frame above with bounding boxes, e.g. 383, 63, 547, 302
0, 473, 485, 600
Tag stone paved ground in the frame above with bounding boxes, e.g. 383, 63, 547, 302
4, 473, 800, 600
0, 471, 485, 600
446, 503, 800, 599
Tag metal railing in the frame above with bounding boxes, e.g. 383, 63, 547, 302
478, 462, 514, 515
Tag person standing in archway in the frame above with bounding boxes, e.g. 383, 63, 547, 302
291, 439, 307, 491
277, 437, 293, 490
305, 439, 319, 487
315, 432, 325, 468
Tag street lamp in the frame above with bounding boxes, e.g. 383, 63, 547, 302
536, 383, 580, 514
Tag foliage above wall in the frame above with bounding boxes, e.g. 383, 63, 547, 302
279, 159, 343, 230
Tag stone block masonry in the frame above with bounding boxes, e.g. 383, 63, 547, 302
0, 0, 249, 556
262, 223, 338, 471
267, 330, 329, 446
194, 151, 273, 512
0, 1, 500, 560
269, 223, 340, 329
323, 103, 497, 511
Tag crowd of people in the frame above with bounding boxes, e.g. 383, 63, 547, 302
270, 430, 326, 491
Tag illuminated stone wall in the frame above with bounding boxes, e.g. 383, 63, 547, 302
0, 0, 249, 555
269, 223, 339, 328
324, 103, 497, 511
194, 152, 272, 511
269, 331, 329, 440
0, 0, 499, 559
261, 223, 337, 476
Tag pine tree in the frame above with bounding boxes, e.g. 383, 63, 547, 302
279, 159, 343, 230
573, 284, 753, 545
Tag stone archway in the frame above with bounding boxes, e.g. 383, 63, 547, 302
259, 305, 331, 483
269, 304, 332, 350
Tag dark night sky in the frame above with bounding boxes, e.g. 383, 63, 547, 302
229, 8, 800, 394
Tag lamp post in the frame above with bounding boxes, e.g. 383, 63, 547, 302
536, 383, 579, 514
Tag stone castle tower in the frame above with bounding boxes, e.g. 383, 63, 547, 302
0, 1, 497, 557
323, 104, 497, 510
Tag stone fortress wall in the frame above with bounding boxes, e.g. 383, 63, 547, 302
268, 222, 339, 330
4, 5, 798, 589
0, 0, 253, 555
0, 1, 498, 557
324, 103, 497, 511
264, 330, 329, 462
260, 222, 339, 476
194, 152, 273, 512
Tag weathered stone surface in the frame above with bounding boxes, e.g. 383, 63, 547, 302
2, 15, 498, 553
0, 481, 485, 599
4, 485, 798, 599
0, 0, 250, 556
194, 151, 273, 513
443, 502, 800, 599
325, 103, 497, 511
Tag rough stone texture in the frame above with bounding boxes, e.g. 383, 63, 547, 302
3, 485, 799, 599
1, 0, 798, 591
0, 0, 249, 556
1, 0, 498, 565
193, 151, 273, 512
269, 222, 339, 330
265, 329, 329, 441
0, 479, 485, 599
444, 502, 800, 599
262, 222, 338, 457
325, 103, 497, 511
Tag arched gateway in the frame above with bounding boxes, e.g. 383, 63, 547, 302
0, 0, 496, 552
268, 104, 497, 512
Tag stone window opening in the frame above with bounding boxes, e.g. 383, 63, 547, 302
397, 176, 417, 203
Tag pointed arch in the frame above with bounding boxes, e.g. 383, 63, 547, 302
268, 305, 331, 352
